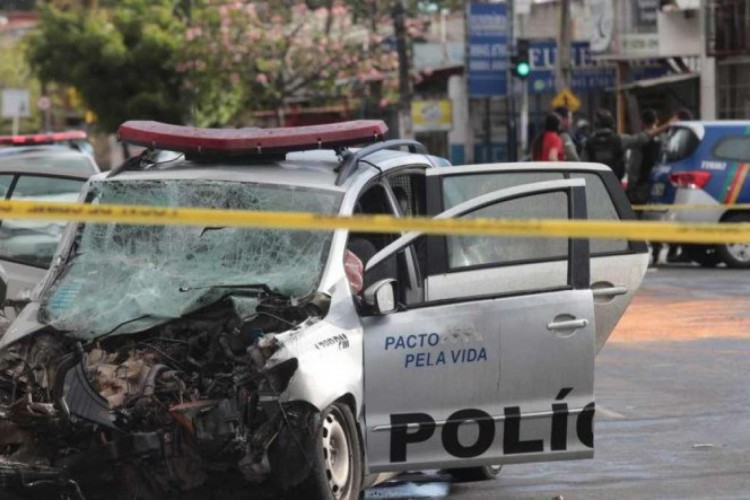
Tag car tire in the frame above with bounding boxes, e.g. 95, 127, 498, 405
716, 214, 750, 269
447, 465, 502, 482
683, 245, 721, 268
286, 401, 363, 500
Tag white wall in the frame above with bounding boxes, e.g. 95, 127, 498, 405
657, 10, 701, 56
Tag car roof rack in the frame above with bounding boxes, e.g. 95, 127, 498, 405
335, 139, 428, 186
0, 131, 87, 146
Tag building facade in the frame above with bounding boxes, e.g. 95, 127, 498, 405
708, 0, 750, 119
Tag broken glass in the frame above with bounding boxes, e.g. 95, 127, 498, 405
39, 179, 341, 340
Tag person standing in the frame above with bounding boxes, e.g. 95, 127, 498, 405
583, 109, 627, 180
554, 106, 580, 161
531, 113, 565, 162
626, 109, 661, 205
573, 118, 592, 156
583, 109, 670, 182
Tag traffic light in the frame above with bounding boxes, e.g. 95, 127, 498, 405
511, 39, 531, 79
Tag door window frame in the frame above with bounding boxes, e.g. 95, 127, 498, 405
364, 179, 591, 310
426, 167, 646, 259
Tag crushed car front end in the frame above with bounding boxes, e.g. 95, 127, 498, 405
0, 172, 363, 499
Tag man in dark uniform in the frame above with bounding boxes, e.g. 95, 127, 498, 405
626, 109, 661, 205
584, 109, 670, 182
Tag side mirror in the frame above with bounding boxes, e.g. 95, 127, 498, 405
363, 279, 397, 316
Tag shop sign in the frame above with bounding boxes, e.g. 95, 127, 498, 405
412, 100, 453, 132
467, 2, 509, 97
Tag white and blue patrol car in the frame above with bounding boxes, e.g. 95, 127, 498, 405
0, 120, 647, 499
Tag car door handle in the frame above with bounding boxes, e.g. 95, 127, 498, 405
547, 318, 590, 332
592, 286, 628, 298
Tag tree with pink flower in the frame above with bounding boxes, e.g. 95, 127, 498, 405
181, 1, 414, 126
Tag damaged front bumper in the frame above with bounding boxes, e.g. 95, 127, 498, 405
0, 290, 340, 498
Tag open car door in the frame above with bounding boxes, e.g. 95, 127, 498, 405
420, 163, 648, 352
361, 179, 597, 472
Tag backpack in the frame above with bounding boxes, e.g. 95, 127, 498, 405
586, 129, 625, 180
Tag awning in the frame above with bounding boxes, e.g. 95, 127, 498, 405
608, 72, 699, 92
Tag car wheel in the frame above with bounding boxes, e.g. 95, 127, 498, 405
287, 401, 363, 500
683, 245, 721, 268
447, 465, 502, 482
716, 214, 750, 269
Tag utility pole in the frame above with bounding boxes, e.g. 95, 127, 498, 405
556, 0, 572, 91
393, 0, 413, 139
699, 0, 716, 119
506, 0, 516, 161
519, 15, 529, 159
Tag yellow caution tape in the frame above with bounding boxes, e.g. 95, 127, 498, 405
2, 199, 750, 244
632, 204, 750, 211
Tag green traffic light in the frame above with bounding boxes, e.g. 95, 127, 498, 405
516, 62, 531, 77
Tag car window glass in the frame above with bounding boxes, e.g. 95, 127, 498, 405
0, 176, 86, 269
663, 127, 700, 162
11, 176, 85, 199
0, 175, 13, 198
713, 136, 750, 161
447, 191, 569, 270
442, 172, 564, 209
350, 183, 397, 274
352, 183, 425, 306
569, 172, 629, 254
388, 172, 426, 216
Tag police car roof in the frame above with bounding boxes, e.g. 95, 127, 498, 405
93, 148, 434, 192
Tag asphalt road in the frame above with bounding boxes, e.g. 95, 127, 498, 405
366, 266, 750, 500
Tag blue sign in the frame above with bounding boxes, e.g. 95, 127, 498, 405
468, 3, 509, 97
526, 39, 668, 94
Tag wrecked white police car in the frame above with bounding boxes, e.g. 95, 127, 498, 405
0, 121, 647, 499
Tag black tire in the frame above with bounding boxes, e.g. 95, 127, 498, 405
286, 402, 363, 500
716, 214, 750, 269
447, 465, 502, 482
683, 245, 721, 268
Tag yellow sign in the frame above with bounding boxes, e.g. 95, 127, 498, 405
2, 199, 750, 244
551, 88, 582, 113
412, 100, 453, 132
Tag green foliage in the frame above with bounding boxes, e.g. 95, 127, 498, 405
182, 1, 402, 126
0, 38, 42, 133
26, 0, 187, 132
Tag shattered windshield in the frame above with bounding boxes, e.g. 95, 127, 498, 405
39, 179, 341, 340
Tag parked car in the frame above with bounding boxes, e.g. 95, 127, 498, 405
0, 120, 647, 500
648, 121, 750, 268
0, 132, 99, 321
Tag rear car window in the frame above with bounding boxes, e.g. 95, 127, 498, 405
569, 172, 629, 254
12, 175, 85, 198
0, 175, 86, 268
663, 127, 700, 162
713, 136, 750, 161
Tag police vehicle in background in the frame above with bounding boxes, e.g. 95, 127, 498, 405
0, 131, 99, 322
649, 121, 750, 268
0, 120, 646, 499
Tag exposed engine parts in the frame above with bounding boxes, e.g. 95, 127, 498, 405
0, 293, 328, 499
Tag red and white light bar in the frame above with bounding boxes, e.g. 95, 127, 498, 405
0, 131, 87, 146
117, 120, 388, 155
